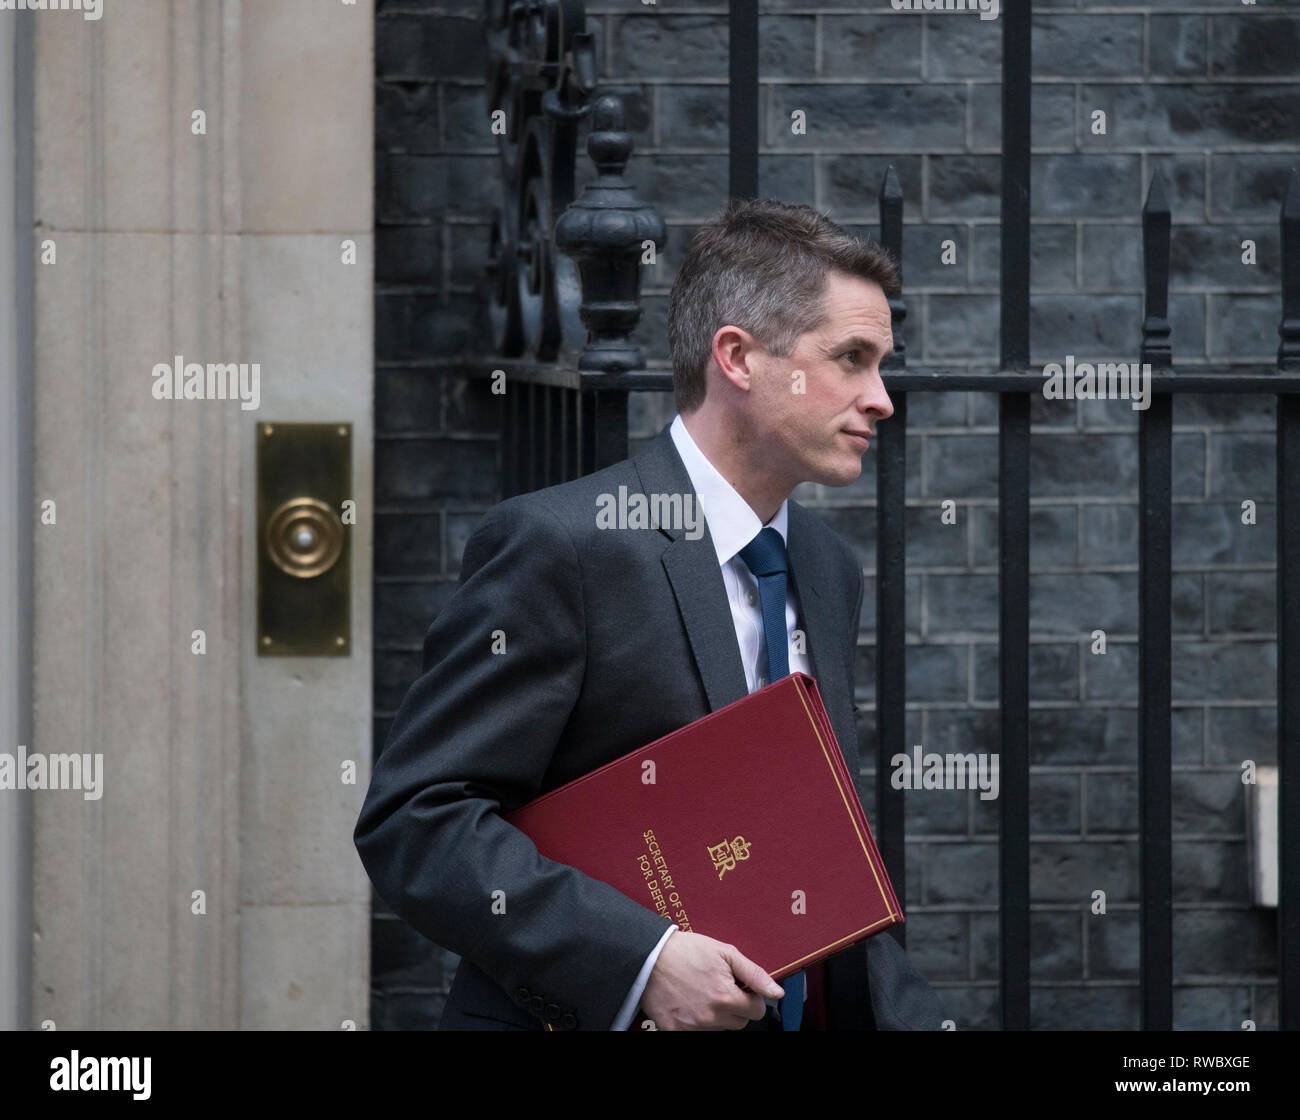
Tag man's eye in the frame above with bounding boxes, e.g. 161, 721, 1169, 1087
842, 350, 858, 363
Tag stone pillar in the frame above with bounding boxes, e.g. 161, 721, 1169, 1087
30, 0, 373, 1029
0, 6, 35, 1035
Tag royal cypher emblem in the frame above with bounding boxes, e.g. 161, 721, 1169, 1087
707, 836, 752, 879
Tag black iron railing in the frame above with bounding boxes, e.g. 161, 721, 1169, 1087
479, 0, 1298, 1031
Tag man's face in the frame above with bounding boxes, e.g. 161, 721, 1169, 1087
746, 270, 895, 488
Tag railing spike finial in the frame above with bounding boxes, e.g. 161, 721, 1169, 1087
880, 163, 902, 207
1141, 169, 1173, 368
1278, 167, 1300, 370
1144, 166, 1170, 215
878, 165, 906, 367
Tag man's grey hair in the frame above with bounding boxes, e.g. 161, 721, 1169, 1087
667, 198, 900, 414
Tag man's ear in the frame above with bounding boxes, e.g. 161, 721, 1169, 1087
712, 326, 759, 393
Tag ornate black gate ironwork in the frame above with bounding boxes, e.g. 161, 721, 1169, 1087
478, 0, 1299, 1031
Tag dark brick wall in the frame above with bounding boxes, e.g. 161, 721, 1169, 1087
372, 0, 1294, 1030
372, 0, 501, 1030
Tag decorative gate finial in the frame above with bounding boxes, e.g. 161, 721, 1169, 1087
483, 0, 663, 372
554, 95, 666, 375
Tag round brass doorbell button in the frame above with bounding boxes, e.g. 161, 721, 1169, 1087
266, 497, 344, 578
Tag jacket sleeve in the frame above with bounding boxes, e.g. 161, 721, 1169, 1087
354, 496, 674, 1030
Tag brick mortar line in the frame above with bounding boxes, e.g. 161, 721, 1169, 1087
389, 76, 1300, 87
397, 144, 1300, 154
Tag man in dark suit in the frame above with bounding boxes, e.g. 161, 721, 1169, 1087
354, 198, 945, 1031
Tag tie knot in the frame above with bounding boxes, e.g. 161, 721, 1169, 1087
738, 526, 788, 577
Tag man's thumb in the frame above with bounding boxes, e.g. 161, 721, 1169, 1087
725, 946, 783, 999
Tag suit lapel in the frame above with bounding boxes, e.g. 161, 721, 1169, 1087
786, 501, 856, 761
633, 426, 750, 713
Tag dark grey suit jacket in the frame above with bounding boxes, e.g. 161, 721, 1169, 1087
354, 422, 944, 1031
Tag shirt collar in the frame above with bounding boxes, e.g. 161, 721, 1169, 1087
669, 413, 789, 567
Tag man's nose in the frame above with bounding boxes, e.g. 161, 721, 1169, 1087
863, 372, 894, 422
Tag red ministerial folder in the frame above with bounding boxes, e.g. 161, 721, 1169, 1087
504, 672, 903, 989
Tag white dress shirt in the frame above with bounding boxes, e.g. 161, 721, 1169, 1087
609, 413, 811, 1030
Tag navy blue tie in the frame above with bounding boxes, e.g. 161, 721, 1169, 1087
737, 526, 803, 1031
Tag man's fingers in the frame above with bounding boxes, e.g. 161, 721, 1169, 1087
722, 985, 767, 1023
725, 945, 783, 1000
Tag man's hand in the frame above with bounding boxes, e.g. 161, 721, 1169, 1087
639, 931, 783, 1030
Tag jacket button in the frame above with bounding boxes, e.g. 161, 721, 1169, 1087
560, 1013, 577, 1030
529, 995, 545, 1016
514, 987, 531, 1007
544, 1003, 561, 1021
